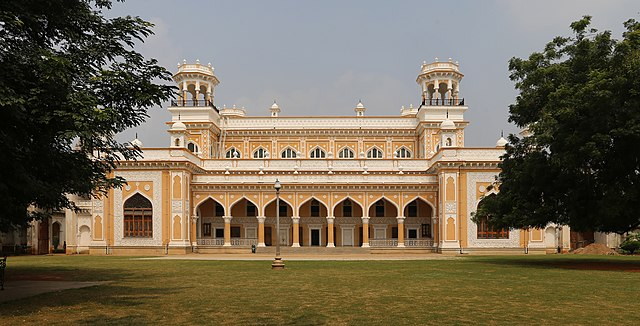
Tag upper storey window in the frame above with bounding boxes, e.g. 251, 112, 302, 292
281, 147, 297, 159
309, 147, 326, 159
187, 142, 199, 154
395, 147, 412, 159
225, 147, 241, 159
253, 147, 268, 159
367, 147, 383, 159
338, 147, 354, 159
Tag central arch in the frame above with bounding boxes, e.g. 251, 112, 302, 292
368, 198, 399, 247
263, 198, 293, 246
333, 198, 364, 247
299, 197, 329, 246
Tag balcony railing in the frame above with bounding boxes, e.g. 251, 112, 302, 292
196, 238, 258, 246
369, 238, 434, 247
197, 238, 225, 246
170, 99, 218, 111
404, 239, 435, 247
423, 98, 465, 106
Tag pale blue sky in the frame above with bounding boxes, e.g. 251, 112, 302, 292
109, 0, 638, 147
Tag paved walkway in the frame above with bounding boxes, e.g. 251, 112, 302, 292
0, 281, 103, 303
138, 253, 459, 261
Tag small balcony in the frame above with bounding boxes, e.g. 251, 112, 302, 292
423, 98, 465, 106
170, 99, 218, 112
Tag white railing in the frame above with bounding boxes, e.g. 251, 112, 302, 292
404, 239, 435, 247
230, 238, 258, 246
369, 239, 398, 247
197, 238, 225, 246
369, 238, 434, 247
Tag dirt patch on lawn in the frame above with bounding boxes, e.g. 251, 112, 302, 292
572, 243, 619, 255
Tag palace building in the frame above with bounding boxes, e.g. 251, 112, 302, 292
7, 59, 620, 256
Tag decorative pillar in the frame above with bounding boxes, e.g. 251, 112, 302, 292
223, 216, 232, 247
326, 217, 335, 248
361, 217, 370, 248
191, 215, 199, 247
291, 217, 300, 247
257, 216, 266, 247
397, 216, 405, 247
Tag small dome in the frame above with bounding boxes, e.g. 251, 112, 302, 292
171, 121, 186, 131
271, 101, 279, 110
131, 137, 143, 148
356, 100, 365, 109
496, 136, 508, 147
440, 118, 456, 130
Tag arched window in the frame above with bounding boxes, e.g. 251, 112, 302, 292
446, 138, 452, 146
342, 199, 352, 217
367, 147, 383, 159
375, 200, 385, 217
225, 147, 241, 159
309, 147, 326, 159
187, 142, 199, 154
395, 147, 412, 158
123, 193, 153, 238
476, 217, 509, 239
338, 147, 354, 159
310, 199, 320, 217
281, 147, 297, 159
253, 147, 268, 159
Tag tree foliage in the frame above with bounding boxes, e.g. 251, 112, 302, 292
474, 16, 640, 234
0, 0, 175, 231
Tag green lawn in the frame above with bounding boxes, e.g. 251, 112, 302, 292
1, 255, 639, 325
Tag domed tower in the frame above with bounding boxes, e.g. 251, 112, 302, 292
416, 58, 468, 156
416, 58, 464, 106
168, 60, 221, 158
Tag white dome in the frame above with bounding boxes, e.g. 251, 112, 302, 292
440, 118, 456, 130
496, 137, 508, 147
171, 121, 186, 131
356, 101, 365, 109
131, 137, 143, 148
271, 101, 279, 110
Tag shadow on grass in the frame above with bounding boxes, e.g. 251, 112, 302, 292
472, 255, 640, 272
0, 284, 181, 319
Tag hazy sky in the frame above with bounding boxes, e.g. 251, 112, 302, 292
108, 0, 637, 147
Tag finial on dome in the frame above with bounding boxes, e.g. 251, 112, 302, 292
496, 132, 508, 147
434, 57, 439, 62
196, 58, 200, 64
182, 59, 186, 64
270, 100, 281, 117
354, 100, 366, 116
208, 62, 212, 67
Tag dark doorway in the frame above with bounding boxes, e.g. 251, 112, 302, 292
265, 227, 272, 246
311, 229, 320, 246
38, 220, 49, 254
299, 227, 304, 246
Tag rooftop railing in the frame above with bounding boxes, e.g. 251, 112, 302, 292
170, 99, 219, 112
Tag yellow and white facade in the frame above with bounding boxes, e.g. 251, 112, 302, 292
46, 59, 578, 255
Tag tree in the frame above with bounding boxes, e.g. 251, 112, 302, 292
474, 16, 640, 234
0, 0, 175, 231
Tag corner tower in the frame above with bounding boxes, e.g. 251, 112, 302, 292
415, 58, 469, 156
168, 60, 221, 158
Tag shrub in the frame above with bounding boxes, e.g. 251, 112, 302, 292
620, 233, 640, 254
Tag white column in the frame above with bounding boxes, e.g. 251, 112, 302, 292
397, 216, 405, 248
326, 217, 335, 248
223, 216, 232, 247
361, 217, 370, 248
257, 216, 266, 247
291, 217, 300, 247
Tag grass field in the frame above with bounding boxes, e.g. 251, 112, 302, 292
1, 255, 639, 325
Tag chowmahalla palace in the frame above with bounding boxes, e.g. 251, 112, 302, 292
1, 59, 623, 255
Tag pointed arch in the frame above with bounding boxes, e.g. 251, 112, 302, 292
332, 196, 364, 218
187, 141, 200, 154
402, 196, 436, 216
123, 193, 153, 238
195, 197, 226, 218
225, 147, 241, 159
309, 146, 326, 159
281, 147, 297, 159
253, 146, 268, 159
366, 195, 400, 213
229, 196, 260, 217
366, 146, 383, 159
394, 146, 412, 158
299, 196, 329, 218
337, 146, 355, 159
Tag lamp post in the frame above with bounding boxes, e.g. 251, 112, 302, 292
272, 179, 285, 269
